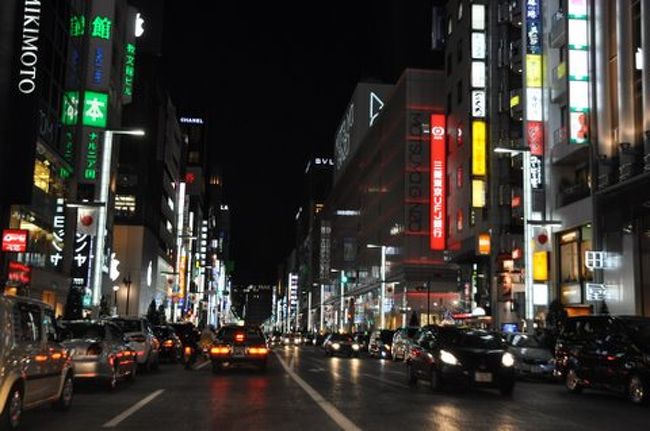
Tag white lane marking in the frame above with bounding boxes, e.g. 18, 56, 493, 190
102, 389, 165, 428
193, 360, 210, 370
275, 353, 362, 431
360, 373, 409, 389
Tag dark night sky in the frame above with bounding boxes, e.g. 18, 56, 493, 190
161, 1, 440, 286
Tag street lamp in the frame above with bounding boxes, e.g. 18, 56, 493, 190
367, 244, 386, 329
122, 273, 132, 316
90, 129, 145, 308
112, 284, 120, 314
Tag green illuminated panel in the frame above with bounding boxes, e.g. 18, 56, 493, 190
82, 91, 108, 128
91, 16, 112, 40
123, 43, 136, 96
61, 91, 79, 125
70, 15, 85, 37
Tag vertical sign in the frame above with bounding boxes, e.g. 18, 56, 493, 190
430, 114, 446, 251
319, 221, 331, 280
568, 0, 589, 143
288, 273, 299, 326
470, 3, 487, 212
525, 0, 545, 190
50, 198, 65, 268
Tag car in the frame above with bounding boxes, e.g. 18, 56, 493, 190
506, 333, 554, 379
267, 332, 284, 348
352, 332, 370, 352
368, 329, 395, 359
109, 317, 160, 371
209, 325, 269, 372
153, 325, 183, 363
555, 315, 650, 405
282, 333, 303, 347
0, 296, 74, 429
406, 326, 516, 396
322, 333, 360, 358
60, 320, 137, 389
391, 326, 419, 361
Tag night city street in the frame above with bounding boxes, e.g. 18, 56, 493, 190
15, 347, 650, 431
3, 0, 650, 429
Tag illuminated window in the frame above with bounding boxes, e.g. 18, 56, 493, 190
115, 194, 136, 215
457, 209, 463, 232
166, 220, 173, 233
458, 1, 463, 21
448, 16, 453, 35
33, 159, 51, 193
209, 176, 221, 185
167, 196, 174, 211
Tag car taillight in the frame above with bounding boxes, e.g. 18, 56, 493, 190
184, 346, 192, 355
248, 347, 268, 355
163, 340, 174, 348
210, 346, 230, 355
87, 343, 102, 356
235, 333, 245, 342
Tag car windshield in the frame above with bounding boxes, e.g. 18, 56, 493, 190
331, 334, 353, 342
459, 331, 505, 349
512, 334, 544, 348
622, 318, 650, 348
112, 319, 142, 333
218, 326, 264, 342
61, 323, 105, 340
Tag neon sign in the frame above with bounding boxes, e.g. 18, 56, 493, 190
430, 114, 446, 251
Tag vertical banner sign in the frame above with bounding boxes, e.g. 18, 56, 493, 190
430, 114, 447, 251
319, 221, 331, 280
568, 0, 589, 143
71, 233, 92, 288
525, 0, 545, 190
470, 3, 487, 212
50, 198, 66, 268
122, 6, 138, 104
288, 273, 299, 325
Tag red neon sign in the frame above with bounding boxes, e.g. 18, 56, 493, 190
8, 261, 31, 284
430, 114, 447, 251
2, 229, 28, 252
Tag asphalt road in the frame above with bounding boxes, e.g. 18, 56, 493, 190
19, 347, 650, 430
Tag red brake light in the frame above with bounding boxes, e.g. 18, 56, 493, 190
163, 340, 174, 347
235, 333, 245, 342
210, 346, 230, 355
248, 347, 268, 355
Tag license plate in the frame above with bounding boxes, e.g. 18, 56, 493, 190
233, 347, 245, 357
475, 372, 492, 383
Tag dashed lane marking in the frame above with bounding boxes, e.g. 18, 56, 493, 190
102, 389, 165, 428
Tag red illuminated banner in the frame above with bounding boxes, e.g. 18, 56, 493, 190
430, 114, 447, 250
2, 229, 28, 252
8, 261, 31, 284
527, 121, 544, 156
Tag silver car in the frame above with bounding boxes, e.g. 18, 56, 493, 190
60, 320, 137, 389
0, 296, 74, 430
109, 317, 160, 370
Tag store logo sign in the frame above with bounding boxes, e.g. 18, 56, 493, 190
2, 229, 29, 252
17, 0, 42, 95
430, 114, 447, 251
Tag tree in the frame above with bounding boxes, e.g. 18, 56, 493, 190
146, 299, 159, 325
63, 287, 83, 320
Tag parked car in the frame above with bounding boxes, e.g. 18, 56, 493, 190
555, 315, 650, 405
392, 326, 419, 361
0, 296, 74, 429
109, 317, 160, 370
406, 326, 516, 396
60, 320, 137, 389
368, 329, 395, 359
322, 333, 360, 358
209, 325, 269, 372
153, 325, 183, 363
506, 333, 554, 379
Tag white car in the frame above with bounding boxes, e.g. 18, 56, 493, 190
109, 317, 160, 370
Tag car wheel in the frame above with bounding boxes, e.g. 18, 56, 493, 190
430, 368, 442, 392
406, 364, 417, 386
565, 369, 583, 394
211, 362, 221, 374
54, 373, 74, 411
628, 374, 648, 405
1, 385, 22, 429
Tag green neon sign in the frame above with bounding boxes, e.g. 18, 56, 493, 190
91, 16, 112, 40
84, 132, 99, 180
123, 43, 136, 96
82, 91, 108, 128
61, 91, 79, 125
70, 15, 85, 37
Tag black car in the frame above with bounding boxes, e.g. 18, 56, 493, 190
507, 332, 555, 379
406, 326, 516, 396
322, 333, 360, 357
209, 325, 269, 373
555, 315, 650, 405
368, 329, 395, 359
352, 332, 370, 352
153, 325, 183, 363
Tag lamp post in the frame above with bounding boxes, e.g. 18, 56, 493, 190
122, 274, 132, 316
367, 244, 386, 329
90, 129, 145, 308
112, 285, 119, 314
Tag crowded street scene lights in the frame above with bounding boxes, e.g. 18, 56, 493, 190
91, 129, 145, 308
367, 244, 386, 329
494, 146, 535, 326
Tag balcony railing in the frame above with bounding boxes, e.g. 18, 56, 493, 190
551, 62, 567, 103
549, 9, 566, 48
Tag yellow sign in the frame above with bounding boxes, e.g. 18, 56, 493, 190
510, 94, 520, 108
472, 120, 486, 176
526, 54, 543, 87
472, 179, 486, 208
533, 251, 549, 281
478, 233, 491, 255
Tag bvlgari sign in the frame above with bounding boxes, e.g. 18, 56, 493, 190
17, 0, 42, 94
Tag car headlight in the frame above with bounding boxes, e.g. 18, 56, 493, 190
352, 343, 360, 351
294, 338, 301, 344
332, 343, 341, 350
502, 352, 515, 367
440, 350, 458, 366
